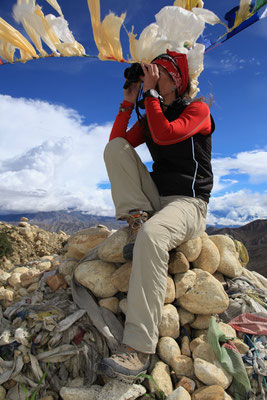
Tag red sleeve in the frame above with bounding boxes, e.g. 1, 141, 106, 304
145, 98, 212, 145
109, 100, 145, 148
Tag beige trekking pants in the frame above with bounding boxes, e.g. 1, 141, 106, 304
104, 138, 207, 354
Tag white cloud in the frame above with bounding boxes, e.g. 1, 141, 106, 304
207, 190, 267, 226
205, 50, 262, 75
212, 149, 267, 192
0, 94, 151, 216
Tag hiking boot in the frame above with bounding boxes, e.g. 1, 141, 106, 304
98, 344, 150, 382
120, 210, 151, 260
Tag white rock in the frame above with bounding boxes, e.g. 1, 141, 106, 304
67, 226, 110, 259
98, 227, 129, 263
209, 235, 243, 278
178, 269, 229, 315
165, 275, 176, 304
177, 237, 202, 262
111, 261, 132, 292
192, 236, 220, 274
99, 297, 119, 314
59, 259, 78, 276
218, 322, 236, 338
149, 361, 173, 397
166, 386, 191, 400
0, 270, 11, 284
178, 307, 195, 326
171, 355, 194, 378
174, 270, 196, 299
192, 342, 216, 363
190, 315, 212, 330
181, 336, 191, 357
60, 386, 101, 400
194, 358, 233, 389
13, 267, 29, 274
36, 261, 52, 271
74, 260, 118, 298
159, 305, 180, 339
168, 251, 190, 274
157, 336, 181, 366
96, 380, 146, 400
7, 273, 21, 288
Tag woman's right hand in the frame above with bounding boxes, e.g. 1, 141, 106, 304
123, 80, 142, 104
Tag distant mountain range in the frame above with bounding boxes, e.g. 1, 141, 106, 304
0, 210, 125, 234
0, 211, 266, 277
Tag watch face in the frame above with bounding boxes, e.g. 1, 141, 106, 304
150, 89, 159, 98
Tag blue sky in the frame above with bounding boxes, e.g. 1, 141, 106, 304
0, 0, 267, 226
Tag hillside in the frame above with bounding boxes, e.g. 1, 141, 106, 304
206, 219, 267, 277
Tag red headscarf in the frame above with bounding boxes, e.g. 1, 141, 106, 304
152, 49, 189, 96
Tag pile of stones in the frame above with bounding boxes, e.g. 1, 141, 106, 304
0, 219, 266, 400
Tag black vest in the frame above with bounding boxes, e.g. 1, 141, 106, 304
145, 100, 215, 203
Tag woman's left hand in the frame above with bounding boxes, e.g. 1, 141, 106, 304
141, 63, 159, 93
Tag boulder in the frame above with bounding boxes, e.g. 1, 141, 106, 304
74, 260, 118, 298
209, 235, 243, 278
165, 275, 176, 304
157, 337, 181, 366
60, 385, 101, 400
0, 270, 11, 285
97, 380, 146, 400
98, 227, 129, 263
166, 386, 191, 400
168, 251, 190, 274
192, 343, 216, 363
217, 322, 236, 338
99, 297, 119, 314
178, 269, 229, 314
149, 361, 173, 397
178, 307, 195, 326
177, 237, 202, 262
191, 385, 225, 400
194, 358, 233, 389
111, 261, 132, 292
231, 338, 249, 355
171, 355, 194, 378
59, 259, 78, 276
7, 273, 21, 288
67, 226, 110, 259
159, 305, 180, 339
174, 270, 197, 299
190, 315, 212, 330
192, 236, 220, 274
176, 377, 196, 394
181, 336, 191, 357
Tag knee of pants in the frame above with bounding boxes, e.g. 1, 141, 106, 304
136, 219, 171, 252
104, 137, 128, 162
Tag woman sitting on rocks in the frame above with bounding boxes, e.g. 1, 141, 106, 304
99, 49, 215, 381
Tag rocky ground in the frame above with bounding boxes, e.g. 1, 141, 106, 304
0, 218, 266, 400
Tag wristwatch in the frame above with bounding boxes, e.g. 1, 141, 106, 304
143, 89, 163, 102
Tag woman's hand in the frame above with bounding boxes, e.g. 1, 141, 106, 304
123, 80, 142, 104
141, 63, 159, 93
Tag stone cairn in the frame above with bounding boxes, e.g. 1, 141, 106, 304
0, 218, 266, 400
